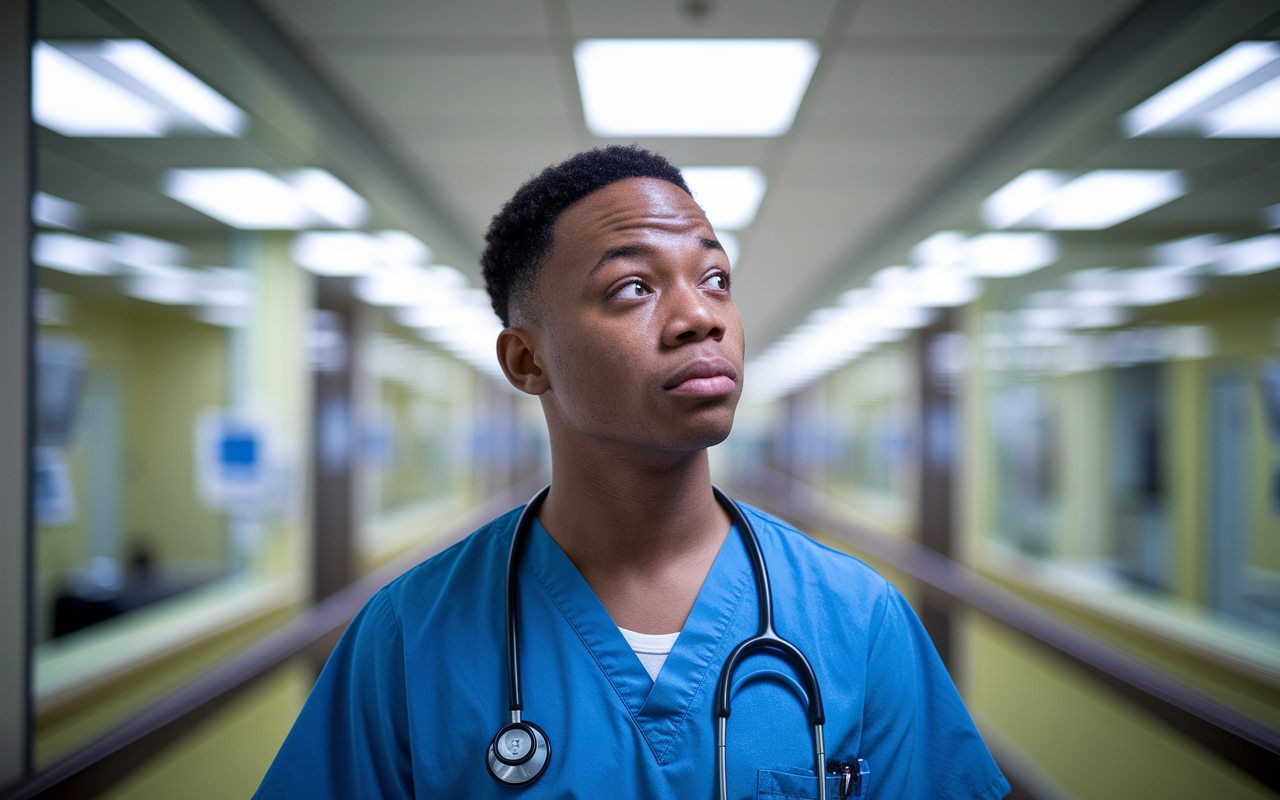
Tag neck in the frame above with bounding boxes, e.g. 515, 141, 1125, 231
538, 435, 731, 634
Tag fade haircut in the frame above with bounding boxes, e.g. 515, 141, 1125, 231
481, 145, 692, 327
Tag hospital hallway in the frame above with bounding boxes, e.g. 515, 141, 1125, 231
4, 0, 1280, 797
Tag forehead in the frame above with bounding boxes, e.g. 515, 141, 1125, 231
551, 177, 710, 259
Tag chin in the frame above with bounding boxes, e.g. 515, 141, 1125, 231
673, 407, 737, 452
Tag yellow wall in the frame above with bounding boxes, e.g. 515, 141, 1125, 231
36, 298, 229, 642
125, 310, 231, 566
962, 614, 1275, 800
99, 661, 313, 800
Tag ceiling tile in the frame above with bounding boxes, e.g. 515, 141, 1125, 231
813, 52, 1065, 119
324, 53, 573, 119
800, 113, 986, 143
774, 158, 941, 194
565, 0, 839, 38
614, 139, 773, 167
389, 114, 579, 144
262, 0, 550, 38
846, 0, 1135, 38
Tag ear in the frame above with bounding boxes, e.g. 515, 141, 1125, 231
497, 327, 549, 395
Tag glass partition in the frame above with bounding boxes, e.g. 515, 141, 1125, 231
821, 342, 914, 534
359, 316, 478, 562
733, 2, 1280, 726
28, 0, 510, 761
976, 264, 1280, 623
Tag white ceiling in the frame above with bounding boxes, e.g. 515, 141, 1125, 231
258, 0, 1143, 353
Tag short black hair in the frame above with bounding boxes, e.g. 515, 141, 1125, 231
481, 145, 692, 327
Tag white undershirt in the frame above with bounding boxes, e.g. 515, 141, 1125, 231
617, 626, 681, 682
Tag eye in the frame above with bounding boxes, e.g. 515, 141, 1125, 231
703, 273, 728, 290
618, 280, 651, 299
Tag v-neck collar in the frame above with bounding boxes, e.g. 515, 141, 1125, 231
521, 518, 755, 765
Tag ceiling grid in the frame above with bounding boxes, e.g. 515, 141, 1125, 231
257, 0, 1149, 353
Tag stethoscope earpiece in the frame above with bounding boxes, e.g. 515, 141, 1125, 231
486, 720, 550, 785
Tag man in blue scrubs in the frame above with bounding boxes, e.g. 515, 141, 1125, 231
256, 146, 1009, 799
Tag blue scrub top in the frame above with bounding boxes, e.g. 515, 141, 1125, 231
256, 502, 1009, 800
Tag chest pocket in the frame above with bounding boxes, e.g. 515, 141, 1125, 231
756, 769, 843, 800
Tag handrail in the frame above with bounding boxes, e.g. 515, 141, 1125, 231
2, 475, 549, 800
732, 466, 1280, 792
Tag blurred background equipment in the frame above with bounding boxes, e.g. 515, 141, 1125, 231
3, 0, 1280, 799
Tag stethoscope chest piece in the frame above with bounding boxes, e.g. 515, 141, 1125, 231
486, 720, 550, 786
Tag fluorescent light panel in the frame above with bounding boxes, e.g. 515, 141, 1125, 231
292, 231, 432, 276
982, 169, 1186, 230
32, 192, 83, 230
966, 232, 1058, 276
290, 169, 368, 229
1216, 234, 1280, 275
1043, 171, 1186, 229
34, 42, 167, 136
34, 40, 246, 138
681, 167, 766, 229
33, 233, 115, 275
99, 40, 246, 136
1123, 41, 1280, 138
1203, 75, 1280, 137
1123, 42, 1279, 136
166, 169, 367, 230
980, 171, 1062, 230
910, 230, 1059, 278
575, 39, 818, 137
1266, 202, 1280, 230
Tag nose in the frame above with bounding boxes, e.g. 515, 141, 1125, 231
661, 281, 726, 348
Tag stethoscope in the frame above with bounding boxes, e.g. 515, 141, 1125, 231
486, 485, 835, 800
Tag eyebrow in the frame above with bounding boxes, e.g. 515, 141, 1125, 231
588, 237, 724, 277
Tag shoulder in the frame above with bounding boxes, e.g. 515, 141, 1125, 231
733, 501, 908, 640
737, 502, 892, 596
373, 505, 522, 624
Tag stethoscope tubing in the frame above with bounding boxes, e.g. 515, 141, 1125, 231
710, 487, 826, 800
497, 485, 827, 800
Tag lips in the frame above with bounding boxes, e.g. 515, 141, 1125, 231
664, 357, 740, 397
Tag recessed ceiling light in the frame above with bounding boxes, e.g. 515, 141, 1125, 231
32, 233, 115, 275
911, 231, 969, 266
34, 40, 246, 137
1202, 74, 1280, 137
681, 167, 766, 229
982, 170, 1186, 230
34, 42, 167, 136
1122, 41, 1280, 138
32, 193, 83, 230
166, 169, 367, 230
1150, 234, 1224, 268
99, 40, 246, 136
167, 169, 310, 229
292, 232, 377, 275
574, 39, 819, 137
980, 171, 1063, 230
289, 169, 368, 229
126, 265, 201, 305
1040, 170, 1186, 229
110, 232, 187, 271
910, 230, 1059, 278
966, 233, 1059, 276
292, 231, 431, 276
1120, 265, 1201, 306
1216, 234, 1280, 275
